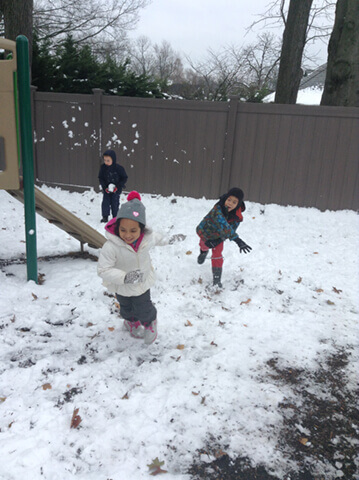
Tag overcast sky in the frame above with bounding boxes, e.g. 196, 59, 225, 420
129, 0, 330, 66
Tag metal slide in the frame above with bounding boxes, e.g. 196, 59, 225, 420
7, 186, 106, 250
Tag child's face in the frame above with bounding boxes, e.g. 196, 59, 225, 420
224, 195, 239, 212
119, 218, 141, 244
103, 155, 113, 166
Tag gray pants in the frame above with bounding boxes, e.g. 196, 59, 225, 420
116, 289, 157, 327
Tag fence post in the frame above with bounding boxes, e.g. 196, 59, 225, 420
220, 96, 239, 193
92, 88, 103, 192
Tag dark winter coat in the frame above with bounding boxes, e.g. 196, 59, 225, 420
98, 150, 128, 193
196, 196, 245, 243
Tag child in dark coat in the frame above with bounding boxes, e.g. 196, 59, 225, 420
98, 149, 128, 222
196, 187, 252, 287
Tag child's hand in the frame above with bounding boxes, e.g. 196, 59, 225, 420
169, 234, 186, 244
124, 270, 144, 284
234, 238, 252, 253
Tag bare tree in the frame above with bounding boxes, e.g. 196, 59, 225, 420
241, 32, 281, 94
128, 35, 155, 76
33, 0, 150, 46
152, 40, 183, 85
321, 0, 359, 106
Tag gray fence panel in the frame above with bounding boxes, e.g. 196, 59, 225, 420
32, 91, 359, 211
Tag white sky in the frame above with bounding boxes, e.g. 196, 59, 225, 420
130, 0, 329, 66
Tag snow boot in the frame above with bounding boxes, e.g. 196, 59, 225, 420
101, 216, 109, 223
124, 319, 144, 339
212, 267, 223, 288
197, 250, 209, 264
144, 319, 157, 345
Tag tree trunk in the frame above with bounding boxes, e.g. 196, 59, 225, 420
274, 0, 313, 104
0, 0, 33, 64
321, 0, 359, 107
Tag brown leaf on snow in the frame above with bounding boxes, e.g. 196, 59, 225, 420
295, 277, 302, 284
299, 437, 309, 445
70, 408, 82, 429
176, 344, 185, 350
0, 397, 6, 403
315, 288, 324, 293
192, 391, 200, 396
186, 250, 192, 255
122, 392, 129, 400
327, 300, 335, 305
108, 327, 115, 332
147, 458, 168, 476
332, 287, 342, 294
240, 298, 251, 305
185, 320, 193, 327
210, 341, 218, 347
32, 293, 38, 300
42, 383, 52, 390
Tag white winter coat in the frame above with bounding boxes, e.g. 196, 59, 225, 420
97, 227, 166, 297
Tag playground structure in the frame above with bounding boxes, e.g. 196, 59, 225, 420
0, 36, 105, 283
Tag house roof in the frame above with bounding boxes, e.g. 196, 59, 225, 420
300, 63, 327, 89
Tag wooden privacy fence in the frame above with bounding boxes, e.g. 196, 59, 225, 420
31, 89, 359, 211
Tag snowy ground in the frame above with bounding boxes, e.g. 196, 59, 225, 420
0, 186, 358, 480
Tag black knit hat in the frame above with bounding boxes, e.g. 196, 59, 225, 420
225, 187, 244, 203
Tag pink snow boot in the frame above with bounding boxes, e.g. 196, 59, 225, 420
144, 319, 157, 345
124, 319, 144, 339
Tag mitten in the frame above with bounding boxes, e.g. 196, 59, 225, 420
234, 237, 252, 253
205, 238, 223, 249
169, 234, 186, 244
124, 270, 144, 284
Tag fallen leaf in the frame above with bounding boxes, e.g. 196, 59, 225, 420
87, 322, 94, 327
243, 324, 248, 327
147, 457, 168, 476
315, 288, 324, 293
210, 341, 218, 347
295, 277, 302, 283
70, 408, 82, 429
240, 298, 251, 305
218, 321, 226, 326
313, 252, 319, 254
176, 344, 185, 350
185, 320, 193, 327
122, 392, 129, 400
32, 293, 38, 300
186, 250, 192, 255
201, 396, 206, 405
192, 391, 200, 396
299, 437, 309, 445
327, 300, 335, 305
332, 287, 342, 294
0, 397, 6, 403
198, 277, 203, 284
108, 327, 115, 332
42, 383, 52, 391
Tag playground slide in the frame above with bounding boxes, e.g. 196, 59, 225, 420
7, 186, 106, 250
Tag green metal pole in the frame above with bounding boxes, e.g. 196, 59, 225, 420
16, 35, 38, 283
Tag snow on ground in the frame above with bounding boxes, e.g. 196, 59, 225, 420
0, 186, 358, 479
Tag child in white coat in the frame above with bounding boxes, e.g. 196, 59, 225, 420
97, 191, 167, 344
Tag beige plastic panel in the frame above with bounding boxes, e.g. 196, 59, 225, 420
0, 38, 20, 190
